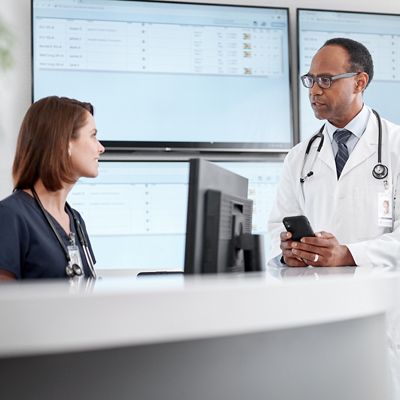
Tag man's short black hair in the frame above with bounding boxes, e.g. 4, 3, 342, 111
323, 37, 374, 87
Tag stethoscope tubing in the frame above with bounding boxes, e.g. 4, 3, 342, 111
301, 109, 388, 183
31, 187, 96, 279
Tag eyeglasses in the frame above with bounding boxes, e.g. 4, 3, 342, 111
301, 72, 359, 89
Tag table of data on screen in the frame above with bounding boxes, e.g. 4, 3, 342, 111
35, 18, 284, 77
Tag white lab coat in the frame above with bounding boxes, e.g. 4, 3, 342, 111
268, 111, 400, 266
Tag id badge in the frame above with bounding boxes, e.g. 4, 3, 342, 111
378, 191, 393, 227
67, 244, 84, 272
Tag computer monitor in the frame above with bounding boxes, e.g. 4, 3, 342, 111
69, 159, 282, 271
32, 0, 292, 151
297, 8, 400, 141
184, 159, 264, 274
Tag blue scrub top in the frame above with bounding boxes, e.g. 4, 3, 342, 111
0, 190, 96, 279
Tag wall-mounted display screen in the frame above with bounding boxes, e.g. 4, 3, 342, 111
298, 9, 400, 140
69, 160, 283, 271
32, 0, 292, 151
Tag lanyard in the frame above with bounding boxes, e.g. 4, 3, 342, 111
30, 187, 96, 278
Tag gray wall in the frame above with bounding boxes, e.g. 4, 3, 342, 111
1, 0, 400, 199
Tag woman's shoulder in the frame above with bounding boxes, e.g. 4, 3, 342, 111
0, 190, 35, 216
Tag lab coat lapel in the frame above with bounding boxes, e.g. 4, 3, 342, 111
317, 131, 336, 172
339, 114, 377, 179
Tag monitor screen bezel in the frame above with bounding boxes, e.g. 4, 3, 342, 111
31, 0, 293, 152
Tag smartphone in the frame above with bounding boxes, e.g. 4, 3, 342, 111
282, 215, 315, 241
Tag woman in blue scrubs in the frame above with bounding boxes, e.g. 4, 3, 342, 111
0, 96, 105, 280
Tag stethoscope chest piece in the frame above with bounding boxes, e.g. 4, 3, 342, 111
65, 263, 83, 278
372, 163, 388, 180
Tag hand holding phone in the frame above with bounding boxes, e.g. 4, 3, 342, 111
282, 215, 315, 242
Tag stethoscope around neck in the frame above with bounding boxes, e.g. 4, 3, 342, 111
300, 109, 388, 183
31, 187, 97, 279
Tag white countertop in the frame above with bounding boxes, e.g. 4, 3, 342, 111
0, 266, 398, 358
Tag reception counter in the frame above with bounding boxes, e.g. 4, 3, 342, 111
0, 266, 398, 400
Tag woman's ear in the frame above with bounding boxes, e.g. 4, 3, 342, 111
68, 143, 72, 157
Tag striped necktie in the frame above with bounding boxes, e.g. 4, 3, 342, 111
333, 129, 353, 179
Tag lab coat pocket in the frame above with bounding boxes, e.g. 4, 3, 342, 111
350, 184, 392, 239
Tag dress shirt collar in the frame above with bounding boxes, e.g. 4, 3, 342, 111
325, 104, 371, 142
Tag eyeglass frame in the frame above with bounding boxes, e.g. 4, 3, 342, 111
300, 72, 360, 89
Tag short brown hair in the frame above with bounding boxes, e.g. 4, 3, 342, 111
323, 38, 374, 88
13, 96, 94, 191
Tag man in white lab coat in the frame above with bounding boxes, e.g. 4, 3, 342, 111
268, 38, 400, 267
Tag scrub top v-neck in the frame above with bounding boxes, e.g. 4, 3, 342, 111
0, 190, 95, 279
